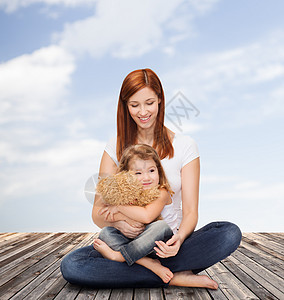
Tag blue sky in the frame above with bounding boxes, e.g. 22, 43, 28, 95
0, 0, 283, 232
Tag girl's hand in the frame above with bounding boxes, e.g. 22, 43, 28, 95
100, 206, 119, 221
154, 233, 182, 258
114, 220, 145, 239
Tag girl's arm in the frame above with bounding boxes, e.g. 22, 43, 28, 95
154, 157, 200, 258
101, 188, 170, 224
92, 151, 145, 238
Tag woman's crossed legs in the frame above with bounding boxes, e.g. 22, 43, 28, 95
60, 221, 241, 289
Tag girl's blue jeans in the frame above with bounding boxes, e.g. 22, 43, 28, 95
60, 221, 241, 288
99, 220, 173, 266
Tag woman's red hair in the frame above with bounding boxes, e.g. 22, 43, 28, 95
116, 68, 174, 161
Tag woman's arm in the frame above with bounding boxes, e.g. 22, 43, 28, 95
101, 189, 170, 224
178, 157, 200, 243
154, 157, 200, 258
92, 151, 118, 228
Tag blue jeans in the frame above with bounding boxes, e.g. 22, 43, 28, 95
99, 220, 173, 265
60, 221, 242, 288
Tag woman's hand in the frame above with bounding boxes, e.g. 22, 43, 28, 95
154, 233, 182, 258
124, 218, 145, 229
114, 220, 145, 239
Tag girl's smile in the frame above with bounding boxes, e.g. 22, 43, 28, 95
129, 158, 159, 189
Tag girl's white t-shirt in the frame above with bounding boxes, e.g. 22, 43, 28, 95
104, 134, 200, 231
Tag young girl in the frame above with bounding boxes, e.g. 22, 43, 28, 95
93, 144, 178, 283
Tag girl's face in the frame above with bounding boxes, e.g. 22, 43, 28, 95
127, 87, 160, 131
129, 158, 159, 189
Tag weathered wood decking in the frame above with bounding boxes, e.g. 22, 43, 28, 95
0, 232, 283, 299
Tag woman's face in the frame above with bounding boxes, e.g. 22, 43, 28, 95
127, 87, 160, 131
129, 158, 159, 189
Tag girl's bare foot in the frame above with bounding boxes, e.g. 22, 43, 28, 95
93, 240, 172, 283
169, 270, 218, 290
138, 258, 173, 284
93, 239, 125, 262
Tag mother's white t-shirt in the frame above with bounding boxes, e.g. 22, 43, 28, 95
104, 134, 200, 230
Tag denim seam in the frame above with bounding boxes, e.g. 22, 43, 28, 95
120, 246, 134, 266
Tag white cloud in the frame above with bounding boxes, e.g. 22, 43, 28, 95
164, 34, 284, 94
0, 45, 75, 123
188, 0, 219, 14
0, 138, 105, 200
162, 31, 284, 126
55, 0, 182, 58
201, 175, 239, 184
204, 179, 284, 202
27, 139, 103, 166
53, 0, 219, 59
198, 176, 284, 231
1, 0, 220, 59
0, 0, 96, 12
165, 119, 204, 134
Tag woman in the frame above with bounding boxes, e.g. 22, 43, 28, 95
60, 68, 242, 289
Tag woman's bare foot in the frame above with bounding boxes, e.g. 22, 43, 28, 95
137, 257, 173, 283
93, 239, 125, 262
169, 270, 218, 289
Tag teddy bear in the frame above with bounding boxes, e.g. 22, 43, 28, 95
96, 171, 160, 207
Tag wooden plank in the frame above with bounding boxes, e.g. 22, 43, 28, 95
0, 233, 283, 299
0, 233, 70, 278
164, 286, 198, 299
0, 232, 21, 242
149, 288, 164, 300
0, 233, 57, 265
202, 270, 228, 300
50, 235, 101, 299
0, 232, 13, 238
238, 240, 284, 278
94, 289, 111, 300
231, 250, 284, 299
233, 249, 284, 290
76, 287, 98, 300
134, 288, 150, 300
242, 235, 284, 261
257, 233, 284, 246
109, 288, 133, 300
8, 233, 94, 300
192, 288, 212, 300
268, 232, 284, 239
222, 257, 278, 300
31, 267, 67, 299
243, 233, 284, 256
0, 233, 46, 255
9, 256, 61, 300
0, 233, 71, 286
0, 233, 34, 249
202, 261, 259, 299
1, 233, 92, 299
239, 240, 284, 272
51, 281, 81, 300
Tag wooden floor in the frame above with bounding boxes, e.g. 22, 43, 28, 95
0, 233, 283, 300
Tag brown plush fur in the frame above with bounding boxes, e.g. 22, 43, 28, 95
96, 171, 160, 206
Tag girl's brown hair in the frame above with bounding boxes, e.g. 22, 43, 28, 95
116, 68, 174, 161
119, 144, 173, 196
